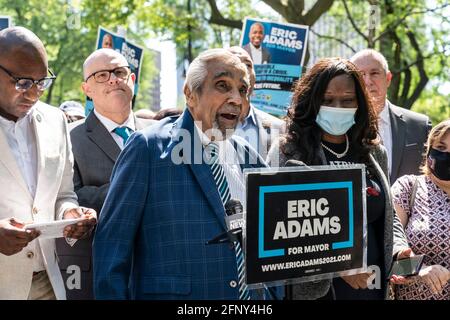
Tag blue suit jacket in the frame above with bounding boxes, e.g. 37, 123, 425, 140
93, 110, 274, 299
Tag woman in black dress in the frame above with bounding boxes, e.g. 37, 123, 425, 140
267, 58, 408, 299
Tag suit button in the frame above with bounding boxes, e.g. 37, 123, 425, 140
27, 251, 34, 259
32, 207, 38, 215
229, 280, 237, 288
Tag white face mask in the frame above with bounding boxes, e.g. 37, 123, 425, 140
315, 106, 358, 136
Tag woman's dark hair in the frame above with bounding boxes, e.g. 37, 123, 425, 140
283, 57, 379, 165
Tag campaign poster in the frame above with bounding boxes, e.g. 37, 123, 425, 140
85, 26, 144, 115
0, 16, 11, 31
244, 165, 367, 288
240, 18, 309, 117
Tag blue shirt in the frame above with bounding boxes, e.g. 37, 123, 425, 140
234, 106, 260, 153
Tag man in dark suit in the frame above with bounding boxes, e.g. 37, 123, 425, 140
56, 49, 155, 299
93, 49, 279, 299
351, 49, 431, 184
243, 22, 271, 64
228, 46, 284, 160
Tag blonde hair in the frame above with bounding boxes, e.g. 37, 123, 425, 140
421, 119, 450, 175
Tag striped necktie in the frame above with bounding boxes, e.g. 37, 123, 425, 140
206, 142, 250, 300
113, 126, 132, 144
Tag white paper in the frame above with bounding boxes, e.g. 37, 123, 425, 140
25, 218, 85, 239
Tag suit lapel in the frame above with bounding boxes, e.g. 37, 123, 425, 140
0, 122, 31, 197
388, 103, 406, 182
32, 108, 47, 201
86, 113, 121, 162
172, 110, 228, 231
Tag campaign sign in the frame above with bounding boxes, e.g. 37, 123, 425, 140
244, 165, 367, 288
240, 18, 308, 117
0, 16, 11, 31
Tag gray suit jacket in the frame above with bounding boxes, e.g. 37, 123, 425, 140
388, 101, 431, 184
267, 141, 409, 299
243, 43, 271, 64
56, 111, 156, 299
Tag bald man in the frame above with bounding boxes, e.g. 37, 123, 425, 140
243, 22, 271, 64
55, 49, 156, 299
351, 49, 431, 184
0, 27, 96, 300
228, 46, 284, 160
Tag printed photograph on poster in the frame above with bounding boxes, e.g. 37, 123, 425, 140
0, 16, 11, 31
244, 165, 367, 289
239, 17, 309, 117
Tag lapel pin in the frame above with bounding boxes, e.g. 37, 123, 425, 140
36, 114, 42, 122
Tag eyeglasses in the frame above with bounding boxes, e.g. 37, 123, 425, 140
85, 66, 131, 83
0, 64, 56, 92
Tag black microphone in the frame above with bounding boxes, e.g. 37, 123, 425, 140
285, 159, 313, 170
205, 198, 244, 245
224, 198, 245, 231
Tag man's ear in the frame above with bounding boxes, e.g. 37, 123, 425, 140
81, 82, 92, 99
184, 85, 196, 108
386, 70, 393, 88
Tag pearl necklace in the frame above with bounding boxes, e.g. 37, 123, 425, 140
321, 134, 349, 159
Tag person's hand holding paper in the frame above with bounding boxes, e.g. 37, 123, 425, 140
0, 218, 40, 255
63, 207, 97, 239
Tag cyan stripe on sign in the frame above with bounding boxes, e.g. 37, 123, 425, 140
258, 182, 354, 259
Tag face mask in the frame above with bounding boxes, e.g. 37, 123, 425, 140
428, 148, 450, 181
315, 106, 357, 136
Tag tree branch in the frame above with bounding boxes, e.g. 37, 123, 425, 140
400, 67, 411, 104
206, 0, 242, 29
309, 28, 356, 52
343, 0, 369, 43
404, 29, 429, 109
374, 3, 450, 43
262, 0, 290, 20
303, 0, 335, 25
388, 29, 402, 103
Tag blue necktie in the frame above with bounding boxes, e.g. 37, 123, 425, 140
206, 142, 250, 300
113, 126, 132, 144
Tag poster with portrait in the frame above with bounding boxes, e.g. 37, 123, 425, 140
240, 18, 309, 117
85, 26, 144, 114
0, 16, 11, 31
244, 165, 367, 288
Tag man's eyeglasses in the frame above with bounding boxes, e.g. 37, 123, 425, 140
0, 64, 56, 92
85, 66, 131, 83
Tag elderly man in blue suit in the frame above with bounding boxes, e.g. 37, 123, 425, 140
93, 48, 280, 299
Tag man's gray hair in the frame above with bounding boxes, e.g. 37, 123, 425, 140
184, 48, 238, 94
350, 49, 389, 73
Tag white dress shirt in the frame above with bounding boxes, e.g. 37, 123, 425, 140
249, 43, 263, 65
0, 108, 46, 272
94, 110, 136, 150
195, 124, 246, 208
378, 102, 392, 175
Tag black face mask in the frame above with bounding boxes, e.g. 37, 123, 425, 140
428, 148, 450, 181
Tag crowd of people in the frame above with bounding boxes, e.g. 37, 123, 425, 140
0, 26, 448, 300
